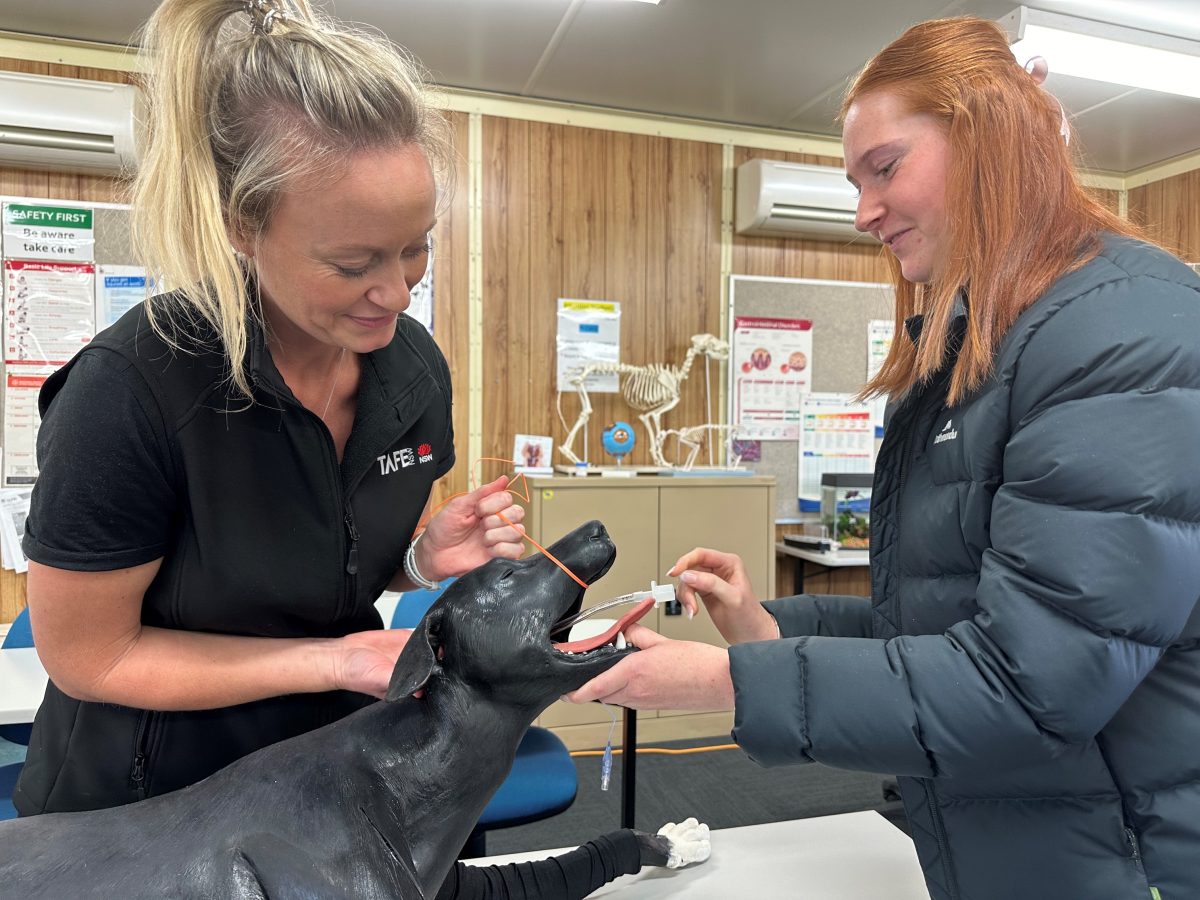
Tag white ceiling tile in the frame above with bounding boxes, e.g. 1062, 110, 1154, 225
0, 0, 1195, 172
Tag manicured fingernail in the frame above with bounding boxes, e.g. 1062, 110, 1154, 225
680, 571, 698, 585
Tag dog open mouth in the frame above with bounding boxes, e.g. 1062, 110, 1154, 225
550, 596, 655, 656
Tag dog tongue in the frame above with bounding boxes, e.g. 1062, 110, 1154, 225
552, 597, 656, 653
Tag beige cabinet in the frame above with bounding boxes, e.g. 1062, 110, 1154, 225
523, 475, 776, 746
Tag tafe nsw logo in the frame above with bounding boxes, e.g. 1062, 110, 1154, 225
377, 443, 435, 475
933, 418, 959, 445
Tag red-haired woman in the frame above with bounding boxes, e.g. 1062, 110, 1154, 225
570, 16, 1200, 900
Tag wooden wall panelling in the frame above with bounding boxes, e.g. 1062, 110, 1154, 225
1130, 168, 1200, 263
504, 121, 534, 464
481, 121, 725, 470
1088, 187, 1122, 218
527, 121, 566, 459
481, 116, 527, 468
596, 129, 651, 465
430, 110, 470, 504
730, 147, 890, 283
561, 124, 613, 465
643, 133, 672, 412
662, 137, 724, 463
1, 569, 26, 623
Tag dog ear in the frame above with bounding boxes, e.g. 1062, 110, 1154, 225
385, 608, 443, 701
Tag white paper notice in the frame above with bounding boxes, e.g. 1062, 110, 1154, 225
2, 202, 95, 263
556, 300, 621, 393
797, 392, 875, 508
5, 260, 96, 366
408, 265, 434, 334
2, 372, 45, 487
96, 265, 151, 328
867, 319, 895, 437
0, 488, 32, 572
732, 316, 814, 441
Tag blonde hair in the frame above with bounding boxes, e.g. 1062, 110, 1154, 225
842, 17, 1139, 405
132, 0, 453, 397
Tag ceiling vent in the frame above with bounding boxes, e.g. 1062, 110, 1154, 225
735, 158, 875, 243
0, 70, 137, 175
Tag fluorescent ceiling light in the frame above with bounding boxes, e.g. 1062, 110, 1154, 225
999, 6, 1200, 100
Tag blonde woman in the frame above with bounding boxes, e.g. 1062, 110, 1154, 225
572, 17, 1200, 900
16, 0, 526, 816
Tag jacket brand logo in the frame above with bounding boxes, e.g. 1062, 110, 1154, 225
377, 444, 436, 475
934, 418, 958, 445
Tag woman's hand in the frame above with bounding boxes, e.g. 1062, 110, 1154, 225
331, 628, 415, 699
562, 624, 734, 711
668, 548, 778, 645
420, 476, 526, 580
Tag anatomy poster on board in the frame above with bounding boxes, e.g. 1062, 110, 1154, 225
732, 316, 813, 440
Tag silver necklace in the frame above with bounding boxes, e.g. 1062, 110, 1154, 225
320, 347, 347, 420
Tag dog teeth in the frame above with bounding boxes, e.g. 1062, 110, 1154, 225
615, 632, 627, 650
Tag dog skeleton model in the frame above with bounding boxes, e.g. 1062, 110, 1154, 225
558, 334, 730, 468
0, 521, 708, 900
655, 423, 743, 471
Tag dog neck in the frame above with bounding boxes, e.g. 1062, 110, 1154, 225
345, 674, 543, 896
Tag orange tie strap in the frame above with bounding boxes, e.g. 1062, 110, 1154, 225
431, 457, 589, 590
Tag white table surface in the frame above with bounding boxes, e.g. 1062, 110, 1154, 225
467, 811, 930, 899
0, 647, 47, 726
776, 543, 871, 568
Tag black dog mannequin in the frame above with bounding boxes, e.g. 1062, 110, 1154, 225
0, 521, 706, 898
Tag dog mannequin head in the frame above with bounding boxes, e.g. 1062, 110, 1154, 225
387, 519, 627, 713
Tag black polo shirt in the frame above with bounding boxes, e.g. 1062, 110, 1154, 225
17, 297, 454, 814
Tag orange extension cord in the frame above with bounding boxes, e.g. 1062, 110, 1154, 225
570, 743, 738, 758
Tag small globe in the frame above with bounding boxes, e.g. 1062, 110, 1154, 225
602, 421, 637, 459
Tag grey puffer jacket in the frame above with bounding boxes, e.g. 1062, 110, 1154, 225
728, 235, 1200, 900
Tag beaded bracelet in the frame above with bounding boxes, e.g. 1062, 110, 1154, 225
404, 531, 442, 590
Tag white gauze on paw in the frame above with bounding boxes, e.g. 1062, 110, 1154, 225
657, 817, 712, 868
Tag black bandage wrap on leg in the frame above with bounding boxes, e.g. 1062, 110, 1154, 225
435, 830, 643, 900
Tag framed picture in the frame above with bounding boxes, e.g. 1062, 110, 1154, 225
513, 434, 554, 474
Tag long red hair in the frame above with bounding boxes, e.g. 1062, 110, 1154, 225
842, 17, 1139, 404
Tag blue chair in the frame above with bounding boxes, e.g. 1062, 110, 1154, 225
0, 761, 20, 820
1, 606, 34, 820
390, 580, 578, 856
0, 607, 34, 746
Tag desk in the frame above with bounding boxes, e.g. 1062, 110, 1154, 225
467, 811, 930, 899
776, 543, 869, 593
0, 647, 47, 726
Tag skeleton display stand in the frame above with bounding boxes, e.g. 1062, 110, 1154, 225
557, 333, 743, 474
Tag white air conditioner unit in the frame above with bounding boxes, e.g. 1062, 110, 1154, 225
0, 70, 137, 175
735, 158, 875, 243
